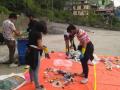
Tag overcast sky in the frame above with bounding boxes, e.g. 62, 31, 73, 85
112, 0, 120, 7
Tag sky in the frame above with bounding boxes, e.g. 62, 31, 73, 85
112, 0, 120, 7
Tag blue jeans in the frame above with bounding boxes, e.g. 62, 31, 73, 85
29, 52, 40, 87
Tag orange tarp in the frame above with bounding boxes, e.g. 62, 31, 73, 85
19, 52, 120, 90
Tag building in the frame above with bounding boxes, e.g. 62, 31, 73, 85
72, 0, 90, 16
64, 0, 97, 16
96, 0, 114, 15
97, 0, 112, 9
64, 0, 114, 16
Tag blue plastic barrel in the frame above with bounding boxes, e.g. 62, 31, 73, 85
17, 39, 28, 65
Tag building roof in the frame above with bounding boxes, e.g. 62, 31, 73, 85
96, 8, 113, 12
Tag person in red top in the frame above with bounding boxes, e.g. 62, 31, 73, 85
66, 24, 94, 84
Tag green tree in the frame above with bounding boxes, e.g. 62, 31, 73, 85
0, 6, 10, 14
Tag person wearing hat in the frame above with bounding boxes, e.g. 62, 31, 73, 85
2, 13, 20, 67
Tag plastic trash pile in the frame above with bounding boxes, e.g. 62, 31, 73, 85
67, 49, 81, 62
100, 56, 120, 70
43, 68, 81, 89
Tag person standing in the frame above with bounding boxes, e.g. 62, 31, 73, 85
2, 13, 20, 67
25, 15, 49, 90
27, 14, 47, 56
26, 32, 48, 90
66, 24, 94, 84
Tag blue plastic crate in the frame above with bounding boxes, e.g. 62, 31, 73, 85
17, 39, 28, 65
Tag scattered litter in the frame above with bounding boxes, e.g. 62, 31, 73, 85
52, 81, 63, 88
43, 68, 81, 88
99, 56, 120, 70
67, 49, 81, 62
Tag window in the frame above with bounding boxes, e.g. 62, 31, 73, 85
81, 1, 84, 4
75, 5, 77, 10
81, 5, 84, 9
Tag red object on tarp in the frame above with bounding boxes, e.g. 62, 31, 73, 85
19, 52, 120, 90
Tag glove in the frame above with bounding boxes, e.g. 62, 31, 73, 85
81, 47, 86, 55
43, 46, 48, 53
43, 45, 50, 59
45, 53, 50, 59
79, 47, 86, 59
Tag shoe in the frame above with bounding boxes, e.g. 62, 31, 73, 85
80, 78, 88, 84
79, 73, 85, 77
9, 63, 18, 68
24, 65, 30, 69
88, 60, 93, 66
36, 85, 46, 90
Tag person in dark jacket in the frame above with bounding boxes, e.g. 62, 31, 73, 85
27, 14, 47, 56
26, 15, 49, 90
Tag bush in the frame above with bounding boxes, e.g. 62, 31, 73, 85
53, 10, 73, 23
0, 6, 10, 14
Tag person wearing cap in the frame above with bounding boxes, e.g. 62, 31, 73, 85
2, 13, 20, 67
66, 24, 94, 84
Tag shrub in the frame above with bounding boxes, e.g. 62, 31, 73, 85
0, 6, 10, 14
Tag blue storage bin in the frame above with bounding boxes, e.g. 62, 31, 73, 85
17, 39, 28, 65
18, 55, 25, 65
